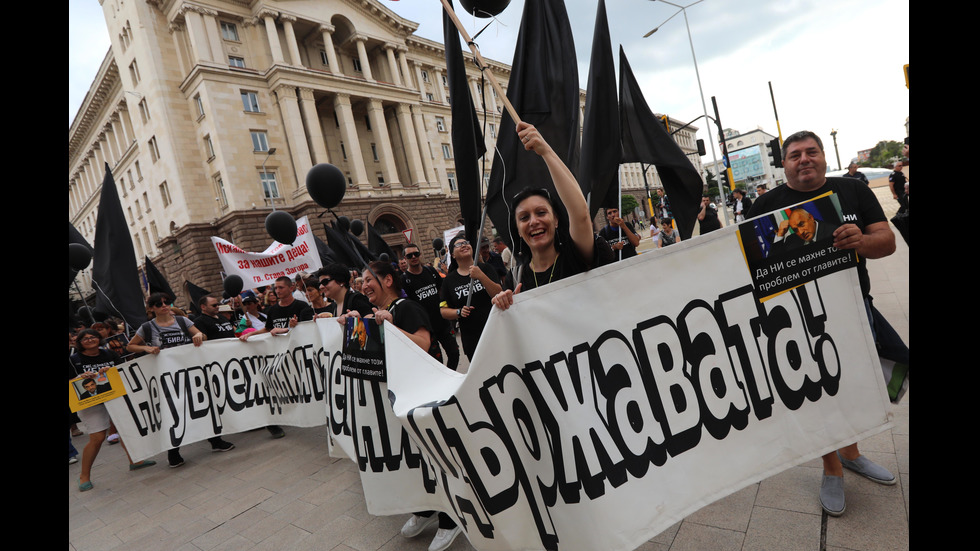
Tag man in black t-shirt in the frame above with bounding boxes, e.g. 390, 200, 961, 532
747, 130, 901, 518
194, 295, 237, 340
697, 195, 721, 235
401, 243, 458, 369
598, 207, 640, 260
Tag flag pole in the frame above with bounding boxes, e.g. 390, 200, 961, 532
440, 0, 521, 125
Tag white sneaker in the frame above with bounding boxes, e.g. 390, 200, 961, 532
401, 514, 438, 538
428, 526, 461, 551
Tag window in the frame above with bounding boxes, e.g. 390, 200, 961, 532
421, 70, 429, 83
346, 172, 353, 186
129, 60, 141, 85
489, 123, 496, 138
436, 117, 446, 132
228, 56, 246, 68
241, 91, 260, 113
447, 171, 457, 191
142, 192, 150, 212
251, 131, 269, 152
134, 198, 142, 218
333, 111, 339, 128
426, 93, 434, 102
119, 177, 127, 197
371, 143, 379, 162
352, 56, 362, 72
127, 170, 134, 188
320, 50, 329, 67
220, 21, 239, 41
127, 206, 134, 225
365, 115, 372, 131
133, 233, 143, 257
138, 99, 150, 123
150, 221, 160, 244
134, 161, 142, 181
205, 135, 215, 159
148, 136, 160, 162
214, 175, 228, 208
442, 143, 452, 160
340, 142, 347, 160
260, 172, 280, 199
442, 74, 448, 87
194, 94, 204, 118
376, 172, 385, 185
159, 181, 171, 207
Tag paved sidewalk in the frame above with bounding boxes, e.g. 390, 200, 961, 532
70, 189, 908, 550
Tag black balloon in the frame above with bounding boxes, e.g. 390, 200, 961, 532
337, 216, 350, 233
266, 210, 297, 244
350, 219, 364, 236
459, 0, 511, 18
69, 243, 93, 270
223, 275, 243, 297
432, 238, 444, 251
306, 163, 346, 209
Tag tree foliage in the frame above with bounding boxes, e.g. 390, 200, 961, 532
860, 140, 904, 168
620, 194, 640, 215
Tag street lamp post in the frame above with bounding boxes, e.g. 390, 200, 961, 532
644, 0, 730, 227
830, 129, 841, 171
262, 147, 278, 209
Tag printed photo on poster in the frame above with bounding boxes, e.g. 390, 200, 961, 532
69, 368, 127, 412
340, 317, 386, 381
739, 194, 858, 301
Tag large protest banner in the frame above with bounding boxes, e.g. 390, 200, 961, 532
326, 222, 893, 551
106, 323, 341, 461
210, 216, 321, 286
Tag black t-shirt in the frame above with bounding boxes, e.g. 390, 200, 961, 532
401, 266, 447, 332
194, 314, 236, 340
265, 300, 315, 329
386, 298, 441, 361
748, 177, 887, 297
505, 234, 609, 292
329, 290, 375, 318
69, 349, 122, 379
699, 203, 721, 234
440, 262, 501, 358
599, 222, 638, 259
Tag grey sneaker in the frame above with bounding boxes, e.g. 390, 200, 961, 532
837, 452, 896, 485
820, 475, 845, 516
428, 526, 461, 551
401, 514, 438, 538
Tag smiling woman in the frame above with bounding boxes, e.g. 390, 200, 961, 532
492, 122, 606, 310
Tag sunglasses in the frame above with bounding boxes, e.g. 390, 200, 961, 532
453, 240, 470, 249
319, 278, 333, 286
405, 252, 421, 259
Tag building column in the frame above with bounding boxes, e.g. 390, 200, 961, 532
489, 83, 499, 114
275, 86, 314, 188
259, 10, 285, 64
201, 10, 225, 65
319, 24, 339, 73
280, 15, 302, 66
470, 77, 483, 113
395, 103, 425, 186
412, 61, 428, 102
299, 87, 329, 165
180, 8, 214, 64
92, 144, 107, 177
354, 36, 374, 81
116, 103, 134, 146
410, 105, 434, 185
334, 94, 369, 189
103, 131, 120, 167
108, 116, 127, 158
367, 99, 399, 186
397, 47, 412, 89
432, 69, 446, 103
384, 43, 402, 86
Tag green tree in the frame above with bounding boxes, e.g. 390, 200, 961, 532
620, 194, 640, 215
860, 140, 903, 168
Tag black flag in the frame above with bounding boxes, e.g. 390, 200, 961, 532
92, 163, 146, 333
619, 47, 703, 239
444, 0, 487, 246
579, 0, 621, 219
313, 234, 341, 267
367, 222, 397, 261
322, 224, 360, 269
184, 280, 210, 315
485, 0, 579, 248
144, 256, 175, 304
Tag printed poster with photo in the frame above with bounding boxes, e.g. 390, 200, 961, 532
68, 368, 126, 413
340, 316, 387, 381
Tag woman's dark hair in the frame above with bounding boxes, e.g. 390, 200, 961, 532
76, 328, 103, 348
147, 292, 170, 308
317, 263, 351, 287
367, 261, 402, 293
508, 187, 568, 256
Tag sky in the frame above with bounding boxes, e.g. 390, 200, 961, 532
69, 0, 909, 168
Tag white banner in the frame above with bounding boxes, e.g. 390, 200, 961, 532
325, 224, 893, 551
210, 216, 322, 287
106, 323, 340, 461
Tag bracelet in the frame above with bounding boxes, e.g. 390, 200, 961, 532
456, 308, 462, 318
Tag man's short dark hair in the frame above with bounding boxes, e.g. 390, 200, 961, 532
275, 275, 292, 285
493, 236, 505, 245
404, 243, 420, 254
198, 294, 219, 307
781, 130, 824, 159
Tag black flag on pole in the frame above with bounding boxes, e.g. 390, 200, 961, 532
579, 0, 621, 219
144, 256, 175, 304
444, 0, 487, 246
619, 47, 703, 239
485, 0, 580, 248
92, 163, 147, 332
367, 222, 397, 261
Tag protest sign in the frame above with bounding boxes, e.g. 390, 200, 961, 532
105, 323, 340, 461
211, 216, 321, 287
69, 368, 126, 412
326, 223, 893, 551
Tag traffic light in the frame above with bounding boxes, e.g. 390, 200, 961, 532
696, 139, 706, 156
768, 138, 782, 168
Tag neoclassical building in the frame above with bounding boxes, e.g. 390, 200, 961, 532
69, 0, 702, 305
